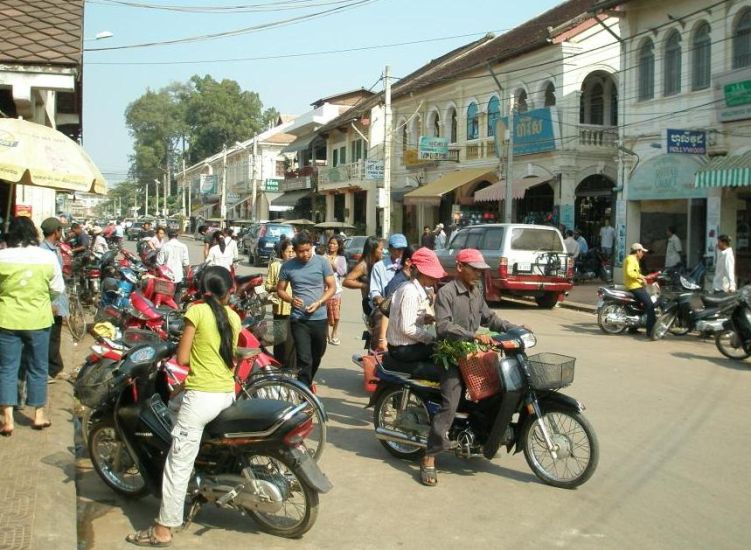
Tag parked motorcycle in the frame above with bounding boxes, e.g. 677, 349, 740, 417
574, 248, 612, 283
369, 328, 598, 489
596, 272, 663, 335
80, 341, 331, 538
715, 286, 751, 361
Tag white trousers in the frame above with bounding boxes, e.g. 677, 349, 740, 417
157, 389, 235, 528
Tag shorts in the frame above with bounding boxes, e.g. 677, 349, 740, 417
326, 295, 341, 324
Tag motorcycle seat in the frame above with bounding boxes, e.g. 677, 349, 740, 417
205, 398, 294, 438
702, 294, 737, 307
600, 287, 635, 301
236, 274, 264, 285
381, 354, 441, 382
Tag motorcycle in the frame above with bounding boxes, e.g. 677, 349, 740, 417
596, 272, 664, 335
79, 341, 331, 538
715, 286, 751, 361
573, 248, 612, 283
369, 328, 598, 489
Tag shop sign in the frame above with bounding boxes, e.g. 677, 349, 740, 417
628, 154, 708, 200
667, 129, 706, 154
365, 160, 384, 180
724, 79, 751, 107
14, 204, 32, 217
418, 136, 450, 160
717, 68, 751, 122
498, 107, 559, 157
200, 174, 217, 194
263, 179, 281, 192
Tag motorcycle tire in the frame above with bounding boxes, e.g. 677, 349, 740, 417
668, 314, 691, 336
242, 451, 319, 538
715, 330, 751, 361
535, 292, 559, 309
597, 304, 627, 334
88, 416, 148, 498
373, 386, 429, 460
650, 311, 676, 341
521, 405, 599, 489
67, 291, 87, 342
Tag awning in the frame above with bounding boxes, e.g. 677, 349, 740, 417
270, 189, 312, 207
404, 168, 498, 206
695, 151, 751, 188
265, 192, 292, 212
473, 176, 548, 202
281, 134, 317, 154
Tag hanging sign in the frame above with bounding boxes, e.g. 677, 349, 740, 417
666, 129, 706, 154
418, 136, 450, 160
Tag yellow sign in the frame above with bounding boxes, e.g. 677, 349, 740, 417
404, 148, 431, 167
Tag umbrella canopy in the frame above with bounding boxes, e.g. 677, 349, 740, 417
0, 118, 107, 195
314, 221, 355, 230
283, 218, 316, 226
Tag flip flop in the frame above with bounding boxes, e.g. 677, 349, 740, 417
125, 527, 172, 547
420, 464, 438, 486
31, 421, 52, 430
0, 427, 12, 437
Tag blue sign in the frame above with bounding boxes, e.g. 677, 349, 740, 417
499, 107, 559, 157
667, 129, 706, 154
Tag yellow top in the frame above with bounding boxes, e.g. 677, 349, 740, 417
183, 303, 241, 392
265, 259, 291, 316
623, 254, 644, 290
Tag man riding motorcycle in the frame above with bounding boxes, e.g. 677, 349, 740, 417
624, 243, 655, 337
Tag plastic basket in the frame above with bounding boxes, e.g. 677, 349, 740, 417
360, 353, 382, 393
526, 353, 575, 390
74, 359, 119, 408
458, 350, 502, 401
251, 318, 288, 347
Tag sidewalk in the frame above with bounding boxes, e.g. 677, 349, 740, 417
0, 335, 85, 550
514, 280, 603, 313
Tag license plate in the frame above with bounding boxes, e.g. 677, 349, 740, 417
265, 242, 274, 248
516, 263, 531, 272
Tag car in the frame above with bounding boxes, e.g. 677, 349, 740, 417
434, 223, 573, 308
343, 235, 368, 271
126, 221, 145, 241
242, 222, 295, 266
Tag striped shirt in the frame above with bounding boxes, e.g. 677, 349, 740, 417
386, 279, 435, 346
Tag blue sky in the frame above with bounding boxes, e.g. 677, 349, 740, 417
82, 0, 563, 184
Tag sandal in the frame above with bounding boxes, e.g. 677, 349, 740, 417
329, 337, 340, 345
125, 527, 172, 547
31, 421, 51, 430
420, 464, 438, 486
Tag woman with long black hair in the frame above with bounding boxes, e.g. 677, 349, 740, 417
126, 266, 241, 547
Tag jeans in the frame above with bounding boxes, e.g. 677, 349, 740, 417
631, 287, 656, 334
0, 328, 51, 407
48, 316, 64, 378
387, 343, 434, 363
158, 390, 235, 528
426, 366, 462, 456
290, 319, 328, 387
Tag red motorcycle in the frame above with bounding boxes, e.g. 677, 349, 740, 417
183, 264, 267, 321
141, 264, 179, 309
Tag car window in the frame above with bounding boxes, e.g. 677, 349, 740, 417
465, 229, 484, 249
449, 230, 468, 250
266, 224, 294, 238
510, 228, 564, 252
482, 228, 504, 251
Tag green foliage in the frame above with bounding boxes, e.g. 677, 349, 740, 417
433, 340, 485, 370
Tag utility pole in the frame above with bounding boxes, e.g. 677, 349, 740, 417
163, 168, 169, 217
505, 100, 515, 223
181, 137, 187, 221
154, 179, 159, 218
145, 184, 149, 217
382, 65, 392, 239
220, 144, 228, 227
251, 134, 258, 222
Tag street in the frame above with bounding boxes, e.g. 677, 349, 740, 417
75, 237, 751, 549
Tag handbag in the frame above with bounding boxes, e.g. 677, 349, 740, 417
378, 295, 393, 317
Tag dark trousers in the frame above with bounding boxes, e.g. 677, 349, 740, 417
290, 319, 328, 387
48, 315, 64, 378
631, 287, 656, 333
387, 343, 433, 363
426, 366, 463, 456
273, 313, 296, 371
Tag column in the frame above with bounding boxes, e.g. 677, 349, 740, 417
366, 188, 377, 235
344, 191, 355, 226
325, 193, 335, 221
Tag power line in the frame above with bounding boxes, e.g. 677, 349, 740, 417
90, 0, 359, 13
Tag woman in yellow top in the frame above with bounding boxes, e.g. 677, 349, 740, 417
127, 266, 240, 547
265, 237, 297, 370
623, 243, 655, 336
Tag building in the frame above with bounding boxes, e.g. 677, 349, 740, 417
0, 0, 85, 226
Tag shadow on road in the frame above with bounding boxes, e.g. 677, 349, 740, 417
671, 351, 751, 371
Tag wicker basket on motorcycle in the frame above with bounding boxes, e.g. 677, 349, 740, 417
74, 359, 118, 408
250, 318, 288, 347
458, 350, 502, 401
526, 353, 575, 390
154, 278, 176, 296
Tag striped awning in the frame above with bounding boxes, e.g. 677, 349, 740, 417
695, 151, 751, 188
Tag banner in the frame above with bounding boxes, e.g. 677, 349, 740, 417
199, 174, 217, 194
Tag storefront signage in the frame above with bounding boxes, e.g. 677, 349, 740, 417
666, 129, 706, 154
14, 204, 32, 217
498, 107, 559, 157
418, 136, 450, 160
724, 79, 751, 107
199, 174, 217, 194
717, 69, 751, 122
263, 179, 281, 192
365, 160, 384, 180
628, 155, 708, 200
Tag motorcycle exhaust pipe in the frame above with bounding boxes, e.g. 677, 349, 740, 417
375, 427, 427, 448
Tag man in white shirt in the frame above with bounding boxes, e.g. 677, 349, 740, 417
664, 226, 683, 269
713, 234, 736, 293
600, 220, 615, 257
157, 228, 190, 285
563, 230, 580, 260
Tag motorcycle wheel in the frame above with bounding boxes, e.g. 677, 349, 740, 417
650, 311, 676, 341
521, 405, 599, 489
715, 330, 751, 360
88, 416, 148, 498
668, 314, 690, 336
243, 452, 319, 539
67, 291, 87, 342
373, 387, 429, 460
240, 378, 326, 461
597, 304, 627, 334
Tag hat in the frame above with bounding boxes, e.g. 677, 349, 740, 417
40, 217, 62, 234
388, 233, 408, 249
411, 247, 447, 280
631, 243, 648, 252
456, 248, 491, 269
92, 226, 103, 235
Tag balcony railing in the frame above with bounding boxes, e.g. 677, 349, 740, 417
318, 160, 366, 186
578, 124, 618, 148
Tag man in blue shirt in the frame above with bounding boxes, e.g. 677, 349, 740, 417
38, 218, 69, 379
369, 233, 408, 310
574, 229, 589, 255
277, 231, 336, 388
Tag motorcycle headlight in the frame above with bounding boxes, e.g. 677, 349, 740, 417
520, 332, 537, 349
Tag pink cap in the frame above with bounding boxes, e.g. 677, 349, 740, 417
456, 248, 490, 269
411, 247, 447, 280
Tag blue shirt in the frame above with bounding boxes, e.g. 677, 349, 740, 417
279, 254, 333, 321
576, 236, 589, 255
39, 239, 69, 317
384, 269, 409, 298
369, 255, 401, 303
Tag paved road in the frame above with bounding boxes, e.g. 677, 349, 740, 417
76, 238, 751, 549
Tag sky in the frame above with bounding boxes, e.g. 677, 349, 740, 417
82, 0, 564, 185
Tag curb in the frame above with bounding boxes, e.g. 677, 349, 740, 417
509, 296, 596, 314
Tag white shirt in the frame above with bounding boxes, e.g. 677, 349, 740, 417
600, 225, 615, 249
92, 235, 108, 257
149, 235, 166, 250
386, 279, 435, 346
157, 238, 190, 283
665, 234, 683, 268
713, 247, 736, 292
564, 236, 580, 259
205, 243, 236, 271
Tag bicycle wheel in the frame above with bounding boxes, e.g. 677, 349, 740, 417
67, 290, 87, 342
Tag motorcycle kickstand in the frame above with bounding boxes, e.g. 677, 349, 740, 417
180, 497, 205, 532
531, 400, 559, 460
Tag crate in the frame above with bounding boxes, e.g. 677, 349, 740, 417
526, 353, 575, 390
458, 350, 502, 401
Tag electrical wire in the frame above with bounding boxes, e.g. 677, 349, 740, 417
90, 0, 360, 13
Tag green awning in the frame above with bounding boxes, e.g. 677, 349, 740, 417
695, 151, 751, 188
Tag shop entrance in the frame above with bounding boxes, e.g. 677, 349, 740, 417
575, 175, 614, 247
638, 199, 706, 271
518, 182, 554, 225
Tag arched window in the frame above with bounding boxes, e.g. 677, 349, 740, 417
734, 10, 751, 69
692, 23, 711, 90
610, 83, 618, 126
589, 83, 604, 125
449, 108, 457, 143
664, 30, 682, 96
430, 111, 440, 137
487, 96, 501, 137
413, 115, 422, 144
638, 39, 655, 100
466, 102, 479, 140
544, 82, 556, 106
401, 124, 408, 155
515, 90, 528, 113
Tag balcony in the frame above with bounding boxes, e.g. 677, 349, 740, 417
281, 166, 317, 192
318, 160, 374, 192
578, 124, 618, 148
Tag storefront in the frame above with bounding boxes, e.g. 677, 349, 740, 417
575, 175, 615, 247
473, 176, 554, 225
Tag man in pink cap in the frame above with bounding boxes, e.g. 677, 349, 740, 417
385, 247, 446, 364
420, 248, 519, 486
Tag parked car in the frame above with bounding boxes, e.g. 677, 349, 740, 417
434, 223, 573, 308
126, 221, 146, 241
242, 222, 295, 266
343, 235, 368, 271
